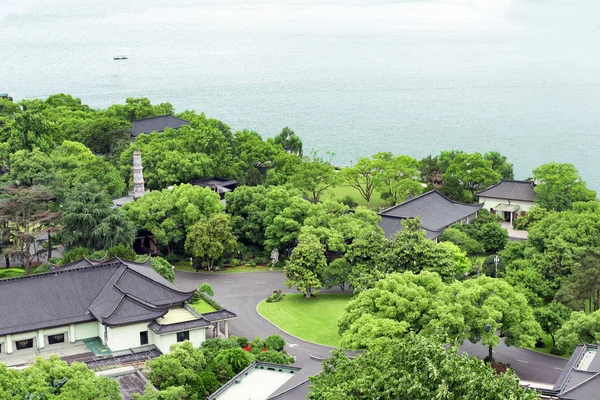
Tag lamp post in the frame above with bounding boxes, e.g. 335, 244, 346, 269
494, 255, 500, 278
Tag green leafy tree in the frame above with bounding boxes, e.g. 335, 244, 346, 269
273, 126, 303, 156
504, 259, 552, 308
513, 207, 550, 230
372, 152, 423, 205
455, 276, 542, 362
338, 271, 464, 350
185, 214, 237, 271
476, 222, 508, 252
225, 185, 269, 247
0, 355, 121, 399
481, 254, 505, 278
323, 258, 352, 291
555, 310, 600, 354
125, 184, 223, 253
150, 256, 175, 283
255, 350, 293, 365
534, 302, 572, 349
264, 334, 286, 351
292, 155, 339, 203
214, 348, 255, 374
533, 162, 596, 211
442, 152, 502, 201
556, 247, 600, 312
60, 182, 136, 250
199, 282, 214, 296
264, 192, 312, 254
9, 149, 54, 186
284, 233, 327, 298
106, 97, 174, 122
309, 334, 539, 400
439, 227, 484, 256
0, 185, 60, 274
341, 156, 377, 206
483, 151, 514, 179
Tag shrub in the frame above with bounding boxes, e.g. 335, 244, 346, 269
107, 244, 136, 261
236, 336, 249, 348
214, 348, 254, 374
48, 257, 63, 265
439, 228, 485, 256
34, 264, 52, 274
339, 195, 356, 208
150, 257, 175, 283
165, 254, 179, 264
473, 209, 504, 224
264, 334, 286, 351
266, 290, 283, 303
250, 260, 257, 267
89, 250, 107, 260
255, 350, 294, 365
229, 259, 240, 268
199, 283, 214, 296
250, 337, 265, 355
62, 247, 90, 264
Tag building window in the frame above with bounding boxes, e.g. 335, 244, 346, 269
48, 334, 65, 345
16, 339, 34, 350
176, 331, 189, 342
140, 331, 149, 346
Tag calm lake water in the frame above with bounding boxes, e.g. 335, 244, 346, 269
1, 0, 599, 188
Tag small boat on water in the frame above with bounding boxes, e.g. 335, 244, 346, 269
113, 56, 128, 60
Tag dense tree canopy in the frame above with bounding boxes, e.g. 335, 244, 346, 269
310, 334, 539, 400
533, 162, 596, 211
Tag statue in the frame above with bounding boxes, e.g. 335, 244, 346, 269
270, 248, 279, 269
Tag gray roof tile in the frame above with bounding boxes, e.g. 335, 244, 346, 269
148, 318, 212, 334
378, 190, 483, 239
475, 180, 536, 202
0, 258, 195, 334
131, 115, 189, 138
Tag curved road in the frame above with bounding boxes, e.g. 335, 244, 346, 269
175, 270, 567, 397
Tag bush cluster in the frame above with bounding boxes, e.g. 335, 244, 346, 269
266, 290, 284, 303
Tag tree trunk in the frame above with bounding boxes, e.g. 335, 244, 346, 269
47, 230, 52, 261
488, 346, 493, 363
305, 285, 312, 299
550, 333, 556, 347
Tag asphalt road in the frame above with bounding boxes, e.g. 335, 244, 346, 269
174, 270, 568, 397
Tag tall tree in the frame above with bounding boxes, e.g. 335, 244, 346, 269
0, 185, 60, 274
341, 156, 377, 206
273, 126, 303, 156
60, 182, 136, 251
454, 276, 542, 362
284, 233, 327, 298
309, 334, 539, 400
443, 152, 502, 201
291, 155, 339, 203
484, 151, 514, 180
534, 302, 572, 349
372, 152, 423, 206
555, 310, 600, 354
556, 247, 600, 312
533, 162, 596, 211
185, 214, 237, 271
338, 271, 464, 350
125, 184, 223, 253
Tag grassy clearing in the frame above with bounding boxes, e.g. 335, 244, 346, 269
190, 299, 217, 314
257, 293, 353, 347
0, 268, 26, 279
322, 186, 388, 211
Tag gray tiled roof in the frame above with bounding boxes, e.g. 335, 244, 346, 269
475, 180, 536, 202
131, 115, 189, 138
148, 318, 212, 334
0, 258, 195, 335
551, 343, 600, 400
379, 190, 483, 239
202, 310, 238, 322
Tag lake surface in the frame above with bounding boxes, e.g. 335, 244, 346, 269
1, 0, 599, 188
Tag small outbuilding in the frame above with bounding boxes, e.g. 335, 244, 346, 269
475, 180, 536, 224
379, 190, 483, 240
191, 177, 238, 200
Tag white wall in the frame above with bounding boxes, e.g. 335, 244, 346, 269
74, 322, 98, 341
106, 322, 154, 352
480, 197, 535, 213
153, 328, 206, 354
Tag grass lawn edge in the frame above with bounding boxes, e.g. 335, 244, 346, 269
256, 298, 337, 350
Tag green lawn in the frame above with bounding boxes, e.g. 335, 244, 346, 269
0, 268, 26, 279
175, 262, 283, 274
322, 185, 388, 211
257, 293, 353, 347
190, 299, 217, 314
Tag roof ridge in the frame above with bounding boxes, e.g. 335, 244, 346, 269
132, 114, 188, 123
0, 261, 119, 284
379, 190, 438, 214
379, 190, 481, 216
120, 263, 195, 296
